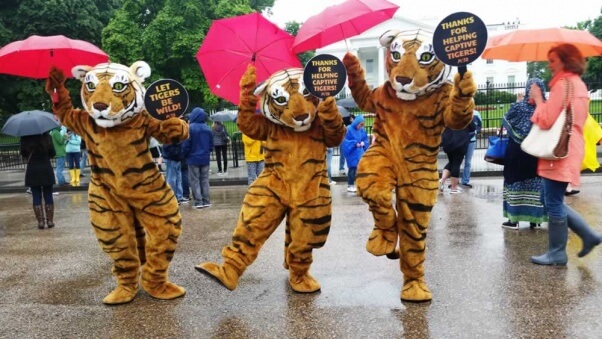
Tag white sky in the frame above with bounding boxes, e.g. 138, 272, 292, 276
267, 0, 601, 30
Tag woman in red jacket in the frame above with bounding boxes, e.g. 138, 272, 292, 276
529, 43, 602, 265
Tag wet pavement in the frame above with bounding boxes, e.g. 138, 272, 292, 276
1, 174, 602, 338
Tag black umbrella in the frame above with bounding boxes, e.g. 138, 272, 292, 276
210, 110, 238, 122
337, 105, 350, 118
337, 97, 357, 108
1, 110, 59, 137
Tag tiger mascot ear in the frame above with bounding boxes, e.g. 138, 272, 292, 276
130, 61, 151, 83
379, 30, 402, 48
253, 80, 268, 96
72, 65, 92, 82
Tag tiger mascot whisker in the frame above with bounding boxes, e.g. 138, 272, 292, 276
195, 65, 345, 293
342, 30, 477, 302
45, 62, 189, 305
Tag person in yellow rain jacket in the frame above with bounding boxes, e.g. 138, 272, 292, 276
566, 110, 602, 196
242, 133, 265, 185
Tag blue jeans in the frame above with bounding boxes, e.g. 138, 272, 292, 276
165, 159, 183, 201
347, 167, 357, 186
542, 178, 568, 218
66, 152, 80, 169
31, 185, 53, 206
339, 148, 346, 171
55, 156, 66, 185
462, 141, 476, 184
189, 165, 210, 205
326, 148, 333, 181
80, 150, 88, 170
246, 161, 265, 185
181, 165, 190, 199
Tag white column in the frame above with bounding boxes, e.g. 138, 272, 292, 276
378, 47, 386, 85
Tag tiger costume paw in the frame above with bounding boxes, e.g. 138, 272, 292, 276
45, 66, 66, 94
159, 117, 189, 142
400, 278, 432, 302
195, 262, 240, 291
342, 53, 363, 86
141, 280, 186, 300
453, 71, 477, 98
102, 284, 139, 305
289, 272, 321, 293
366, 227, 398, 256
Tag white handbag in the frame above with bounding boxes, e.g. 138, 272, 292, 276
521, 80, 573, 160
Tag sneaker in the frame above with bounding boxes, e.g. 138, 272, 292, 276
347, 186, 357, 192
180, 197, 190, 202
178, 199, 189, 205
193, 203, 204, 209
223, 171, 228, 176
202, 203, 212, 208
339, 170, 346, 175
439, 180, 444, 192
501, 220, 519, 230
461, 182, 473, 188
529, 222, 542, 229
52, 192, 60, 195
329, 181, 337, 185
26, 188, 32, 195
449, 187, 463, 194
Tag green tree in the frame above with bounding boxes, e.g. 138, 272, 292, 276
526, 61, 552, 83
582, 16, 602, 90
285, 21, 314, 67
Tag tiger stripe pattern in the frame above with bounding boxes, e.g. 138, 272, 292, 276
195, 66, 345, 293
45, 62, 189, 304
342, 30, 476, 302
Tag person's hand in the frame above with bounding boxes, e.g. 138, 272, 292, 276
360, 141, 365, 147
529, 84, 543, 104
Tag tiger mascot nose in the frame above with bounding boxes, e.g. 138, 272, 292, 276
294, 114, 309, 122
93, 102, 109, 111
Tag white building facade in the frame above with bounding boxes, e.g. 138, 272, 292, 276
316, 14, 528, 91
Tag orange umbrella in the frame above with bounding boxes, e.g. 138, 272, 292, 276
481, 27, 602, 61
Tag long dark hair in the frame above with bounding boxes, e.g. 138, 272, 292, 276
20, 132, 53, 158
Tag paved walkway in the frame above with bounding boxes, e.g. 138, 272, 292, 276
1, 175, 602, 337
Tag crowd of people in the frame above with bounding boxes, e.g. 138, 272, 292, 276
18, 43, 602, 266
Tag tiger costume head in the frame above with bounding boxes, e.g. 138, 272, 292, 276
380, 30, 451, 101
72, 61, 151, 128
253, 68, 318, 132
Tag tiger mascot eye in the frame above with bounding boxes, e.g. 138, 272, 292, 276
45, 62, 189, 305
196, 65, 345, 293
342, 30, 477, 302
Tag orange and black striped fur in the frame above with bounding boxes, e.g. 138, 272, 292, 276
342, 31, 476, 302
196, 66, 345, 293
45, 62, 188, 305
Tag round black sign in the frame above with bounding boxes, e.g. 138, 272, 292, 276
432, 12, 488, 67
144, 79, 189, 120
303, 54, 346, 98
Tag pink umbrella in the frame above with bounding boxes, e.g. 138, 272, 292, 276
196, 12, 302, 105
292, 0, 399, 54
0, 35, 109, 79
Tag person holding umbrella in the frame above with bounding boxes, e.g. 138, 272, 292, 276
528, 43, 602, 265
20, 132, 56, 229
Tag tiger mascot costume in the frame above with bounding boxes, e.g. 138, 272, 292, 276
196, 65, 345, 293
45, 63, 189, 305
342, 31, 476, 302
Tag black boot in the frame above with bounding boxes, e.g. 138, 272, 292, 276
565, 205, 602, 257
531, 215, 568, 265
44, 204, 55, 228
33, 205, 45, 229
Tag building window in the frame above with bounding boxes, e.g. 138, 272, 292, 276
507, 75, 515, 85
486, 77, 494, 84
486, 59, 493, 64
366, 59, 374, 73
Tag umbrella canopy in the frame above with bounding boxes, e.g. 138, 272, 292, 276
1, 110, 59, 137
210, 110, 238, 122
481, 28, 602, 62
196, 12, 302, 105
0, 35, 109, 79
337, 105, 350, 118
292, 0, 399, 54
337, 97, 357, 108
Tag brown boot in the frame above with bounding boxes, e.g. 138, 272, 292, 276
33, 205, 45, 229
44, 204, 55, 228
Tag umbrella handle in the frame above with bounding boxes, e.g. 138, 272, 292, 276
458, 66, 467, 78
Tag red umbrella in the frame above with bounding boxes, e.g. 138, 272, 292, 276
196, 12, 302, 105
482, 27, 602, 61
292, 0, 399, 54
0, 35, 109, 79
